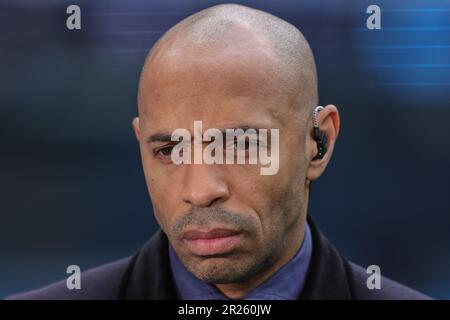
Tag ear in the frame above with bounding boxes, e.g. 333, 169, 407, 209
132, 117, 141, 141
306, 104, 340, 181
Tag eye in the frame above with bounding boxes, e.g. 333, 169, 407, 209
225, 138, 258, 156
234, 139, 244, 150
154, 145, 175, 158
235, 138, 258, 150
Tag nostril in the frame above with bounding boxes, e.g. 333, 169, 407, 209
182, 186, 229, 208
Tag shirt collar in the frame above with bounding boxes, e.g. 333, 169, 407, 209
169, 222, 313, 300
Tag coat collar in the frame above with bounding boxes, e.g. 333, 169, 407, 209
298, 216, 353, 299
120, 229, 177, 299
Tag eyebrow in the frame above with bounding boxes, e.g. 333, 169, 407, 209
147, 133, 173, 143
146, 125, 268, 144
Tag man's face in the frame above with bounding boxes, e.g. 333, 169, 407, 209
136, 30, 310, 284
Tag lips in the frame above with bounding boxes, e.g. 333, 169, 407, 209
182, 228, 242, 256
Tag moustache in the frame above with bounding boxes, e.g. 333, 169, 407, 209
171, 206, 257, 239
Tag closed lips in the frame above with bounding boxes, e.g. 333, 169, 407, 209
182, 228, 243, 256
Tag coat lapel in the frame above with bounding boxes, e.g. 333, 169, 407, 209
121, 230, 178, 299
299, 216, 353, 299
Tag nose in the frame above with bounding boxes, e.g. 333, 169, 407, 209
181, 164, 230, 207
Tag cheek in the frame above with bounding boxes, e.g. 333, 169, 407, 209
139, 152, 178, 232
148, 185, 178, 235
230, 170, 286, 226
151, 184, 176, 228
234, 154, 305, 236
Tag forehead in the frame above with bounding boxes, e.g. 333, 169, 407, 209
138, 29, 298, 131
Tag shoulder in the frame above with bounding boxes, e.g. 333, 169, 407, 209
6, 230, 174, 300
347, 262, 431, 300
6, 256, 133, 300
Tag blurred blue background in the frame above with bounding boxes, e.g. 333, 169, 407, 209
1, 0, 450, 299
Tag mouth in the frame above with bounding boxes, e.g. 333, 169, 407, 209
182, 228, 242, 256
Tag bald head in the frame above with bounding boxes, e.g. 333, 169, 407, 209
138, 4, 318, 123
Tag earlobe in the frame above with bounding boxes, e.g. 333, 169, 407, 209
132, 117, 141, 141
306, 153, 327, 181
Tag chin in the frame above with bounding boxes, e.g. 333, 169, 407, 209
185, 256, 258, 284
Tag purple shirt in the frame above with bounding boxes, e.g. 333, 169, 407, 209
168, 223, 312, 300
